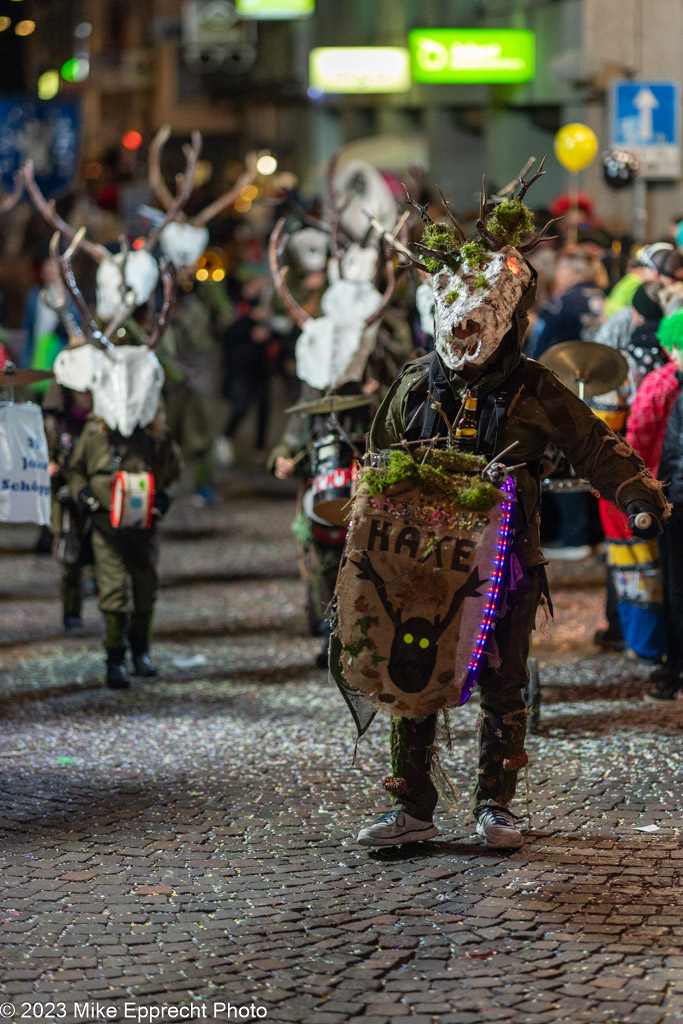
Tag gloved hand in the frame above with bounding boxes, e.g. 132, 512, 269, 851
153, 491, 171, 517
78, 486, 100, 514
624, 500, 662, 540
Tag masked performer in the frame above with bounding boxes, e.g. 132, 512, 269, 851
331, 164, 669, 849
65, 345, 181, 689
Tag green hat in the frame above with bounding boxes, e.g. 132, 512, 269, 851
657, 309, 683, 352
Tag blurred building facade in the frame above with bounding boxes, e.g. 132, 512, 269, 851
9, 0, 683, 236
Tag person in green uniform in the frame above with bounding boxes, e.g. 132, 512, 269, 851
335, 172, 670, 849
68, 410, 182, 689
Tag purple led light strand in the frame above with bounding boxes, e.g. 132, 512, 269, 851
458, 474, 516, 705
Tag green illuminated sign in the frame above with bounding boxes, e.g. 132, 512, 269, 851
309, 47, 411, 94
409, 29, 535, 84
236, 0, 314, 17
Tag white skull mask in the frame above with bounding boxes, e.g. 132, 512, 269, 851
339, 243, 378, 283
287, 228, 329, 272
96, 251, 160, 320
432, 246, 534, 371
53, 345, 164, 437
159, 222, 210, 270
415, 280, 435, 337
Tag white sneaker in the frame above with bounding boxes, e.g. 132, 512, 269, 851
357, 809, 438, 847
213, 437, 235, 468
475, 800, 523, 848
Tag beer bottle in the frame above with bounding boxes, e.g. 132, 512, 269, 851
455, 391, 478, 451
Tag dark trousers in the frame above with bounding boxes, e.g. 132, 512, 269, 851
659, 507, 683, 674
387, 569, 543, 821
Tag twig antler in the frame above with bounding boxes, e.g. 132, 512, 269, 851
436, 186, 466, 243
0, 172, 24, 215
51, 229, 112, 349
402, 182, 433, 224
516, 154, 547, 203
476, 174, 505, 251
145, 128, 203, 250
149, 125, 259, 232
513, 155, 563, 253
268, 218, 311, 330
365, 257, 396, 327
22, 160, 110, 264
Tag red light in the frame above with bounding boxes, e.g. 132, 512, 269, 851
506, 257, 520, 275
122, 130, 143, 151
132, 237, 145, 250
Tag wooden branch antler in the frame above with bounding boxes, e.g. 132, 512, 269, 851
51, 230, 111, 349
436, 186, 466, 243
516, 154, 547, 203
144, 131, 202, 251
23, 161, 109, 264
402, 182, 433, 225
0, 172, 24, 215
140, 258, 176, 349
476, 174, 505, 251
496, 156, 536, 199
268, 218, 311, 330
192, 152, 258, 227
148, 125, 177, 212
365, 257, 396, 327
362, 208, 413, 260
518, 216, 563, 254
45, 232, 86, 343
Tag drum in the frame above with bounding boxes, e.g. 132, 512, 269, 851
110, 471, 155, 529
334, 446, 516, 719
540, 444, 591, 493
311, 433, 359, 526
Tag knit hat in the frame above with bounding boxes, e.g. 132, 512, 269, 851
632, 283, 663, 322
657, 309, 683, 352
637, 242, 683, 280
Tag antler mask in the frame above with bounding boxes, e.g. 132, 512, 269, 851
402, 158, 556, 373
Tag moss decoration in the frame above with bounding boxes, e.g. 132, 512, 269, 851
485, 197, 535, 248
362, 447, 500, 512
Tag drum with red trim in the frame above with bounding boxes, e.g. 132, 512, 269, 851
311, 433, 359, 526
110, 471, 155, 529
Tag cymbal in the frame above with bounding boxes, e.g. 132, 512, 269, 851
285, 393, 374, 415
0, 365, 54, 386
539, 340, 629, 398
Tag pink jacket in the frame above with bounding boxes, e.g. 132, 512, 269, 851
626, 359, 680, 476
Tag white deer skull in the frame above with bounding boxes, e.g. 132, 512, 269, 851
96, 251, 160, 320
415, 280, 435, 338
158, 222, 210, 271
53, 344, 165, 437
287, 227, 329, 273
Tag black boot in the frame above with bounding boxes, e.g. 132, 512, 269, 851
106, 647, 130, 689
129, 614, 157, 677
131, 651, 157, 677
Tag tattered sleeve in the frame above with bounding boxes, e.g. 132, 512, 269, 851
517, 366, 670, 518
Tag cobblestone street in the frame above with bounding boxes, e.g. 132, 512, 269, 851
2, 474, 683, 1024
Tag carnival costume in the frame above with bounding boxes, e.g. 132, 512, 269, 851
330, 163, 670, 848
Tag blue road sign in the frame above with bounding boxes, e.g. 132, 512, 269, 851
610, 80, 680, 178
0, 100, 80, 197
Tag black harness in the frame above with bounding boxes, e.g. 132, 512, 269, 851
403, 351, 529, 456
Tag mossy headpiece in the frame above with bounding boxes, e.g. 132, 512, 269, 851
402, 158, 558, 372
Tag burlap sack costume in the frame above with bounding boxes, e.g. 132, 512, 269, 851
335, 447, 515, 719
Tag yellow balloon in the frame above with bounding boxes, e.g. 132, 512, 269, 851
554, 123, 599, 172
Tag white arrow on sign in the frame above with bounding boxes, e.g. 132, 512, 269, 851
633, 86, 658, 141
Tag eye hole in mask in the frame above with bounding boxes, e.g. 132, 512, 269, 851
506, 257, 521, 275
